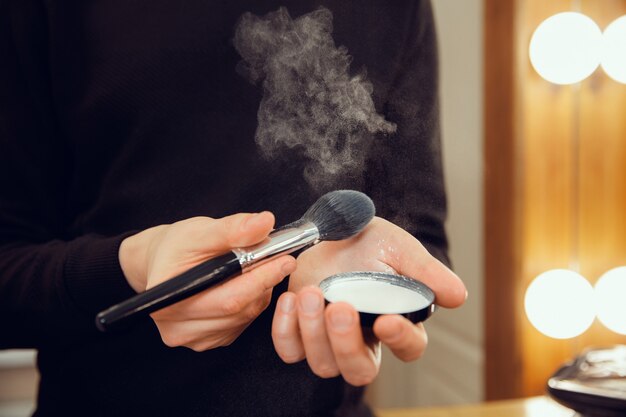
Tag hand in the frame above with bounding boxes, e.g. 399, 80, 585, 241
119, 212, 296, 351
271, 217, 466, 386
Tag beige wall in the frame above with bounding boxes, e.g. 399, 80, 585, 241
368, 0, 484, 408
0, 351, 37, 416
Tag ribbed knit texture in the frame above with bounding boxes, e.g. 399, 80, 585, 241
64, 233, 138, 314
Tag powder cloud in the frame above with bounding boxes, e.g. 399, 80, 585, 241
233, 7, 396, 190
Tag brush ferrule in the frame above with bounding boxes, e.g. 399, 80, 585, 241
232, 221, 320, 272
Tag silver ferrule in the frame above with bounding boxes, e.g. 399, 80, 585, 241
232, 221, 320, 272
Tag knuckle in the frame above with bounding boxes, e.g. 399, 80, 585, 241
242, 296, 270, 322
220, 297, 244, 316
278, 351, 304, 364
188, 344, 207, 353
174, 216, 207, 235
188, 339, 221, 352
313, 364, 340, 379
244, 306, 262, 321
209, 331, 242, 348
160, 331, 184, 348
272, 326, 293, 342
223, 215, 246, 247
259, 292, 272, 309
253, 295, 271, 316
221, 336, 237, 347
346, 372, 376, 387
401, 348, 425, 362
334, 343, 359, 357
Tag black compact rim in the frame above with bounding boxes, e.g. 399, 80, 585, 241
319, 271, 436, 326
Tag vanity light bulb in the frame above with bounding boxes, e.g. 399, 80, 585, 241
595, 267, 626, 335
601, 16, 626, 84
529, 12, 602, 85
524, 269, 595, 339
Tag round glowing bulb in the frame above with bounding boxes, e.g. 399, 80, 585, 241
595, 267, 626, 335
524, 269, 595, 339
601, 16, 626, 84
529, 12, 602, 84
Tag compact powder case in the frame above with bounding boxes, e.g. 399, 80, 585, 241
319, 271, 436, 327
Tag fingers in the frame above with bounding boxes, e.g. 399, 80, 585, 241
274, 289, 381, 386
213, 255, 296, 313
272, 292, 305, 363
373, 315, 428, 362
221, 211, 276, 248
381, 219, 466, 308
147, 212, 278, 288
156, 287, 275, 350
154, 255, 296, 320
145, 211, 290, 352
157, 312, 253, 351
194, 211, 276, 251
155, 287, 272, 343
296, 287, 339, 378
403, 254, 466, 309
325, 302, 380, 386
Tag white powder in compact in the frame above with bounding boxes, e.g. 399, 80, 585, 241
323, 280, 431, 314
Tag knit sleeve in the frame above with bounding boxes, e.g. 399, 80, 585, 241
0, 1, 137, 349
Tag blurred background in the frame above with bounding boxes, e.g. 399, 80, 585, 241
1, 0, 625, 415
368, 0, 484, 407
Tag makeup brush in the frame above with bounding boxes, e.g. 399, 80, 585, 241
96, 189, 375, 332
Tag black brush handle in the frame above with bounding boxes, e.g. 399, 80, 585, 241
96, 253, 242, 332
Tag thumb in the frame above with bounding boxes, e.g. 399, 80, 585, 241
217, 211, 276, 249
166, 212, 276, 259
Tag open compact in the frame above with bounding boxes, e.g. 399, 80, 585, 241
319, 271, 436, 327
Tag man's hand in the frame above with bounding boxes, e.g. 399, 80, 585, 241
271, 217, 466, 386
119, 212, 296, 351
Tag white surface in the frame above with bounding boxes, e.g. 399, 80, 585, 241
601, 16, 626, 84
0, 350, 38, 415
0, 401, 35, 417
595, 266, 626, 335
324, 280, 431, 313
0, 351, 36, 369
525, 269, 595, 339
529, 12, 602, 84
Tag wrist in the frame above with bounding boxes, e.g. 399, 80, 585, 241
119, 225, 167, 293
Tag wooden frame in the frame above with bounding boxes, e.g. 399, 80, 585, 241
484, 0, 626, 400
484, 0, 524, 400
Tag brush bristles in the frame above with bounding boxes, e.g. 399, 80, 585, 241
302, 190, 375, 241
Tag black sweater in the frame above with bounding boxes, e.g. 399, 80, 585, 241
0, 1, 447, 416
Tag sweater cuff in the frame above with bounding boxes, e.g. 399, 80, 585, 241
64, 233, 138, 315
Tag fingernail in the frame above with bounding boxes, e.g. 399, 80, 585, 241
300, 292, 321, 314
280, 295, 295, 313
330, 309, 353, 331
